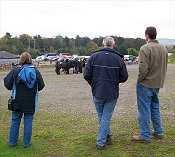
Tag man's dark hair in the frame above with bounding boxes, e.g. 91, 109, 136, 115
145, 26, 157, 39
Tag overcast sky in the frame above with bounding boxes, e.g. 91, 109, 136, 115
0, 0, 175, 39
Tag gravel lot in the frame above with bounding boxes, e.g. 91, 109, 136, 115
1, 64, 175, 122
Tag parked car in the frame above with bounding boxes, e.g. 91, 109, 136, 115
44, 53, 57, 60
35, 55, 45, 62
124, 55, 133, 61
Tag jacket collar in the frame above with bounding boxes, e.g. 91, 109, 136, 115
148, 39, 159, 43
96, 48, 124, 58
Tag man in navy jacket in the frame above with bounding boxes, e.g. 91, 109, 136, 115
83, 36, 128, 149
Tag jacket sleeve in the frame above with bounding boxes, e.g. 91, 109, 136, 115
36, 70, 45, 91
119, 61, 128, 83
138, 48, 149, 82
4, 69, 15, 90
83, 56, 93, 85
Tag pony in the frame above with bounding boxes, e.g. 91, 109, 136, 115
55, 60, 75, 75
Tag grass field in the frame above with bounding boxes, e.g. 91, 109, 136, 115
0, 64, 175, 157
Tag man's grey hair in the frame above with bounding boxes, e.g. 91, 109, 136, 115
102, 36, 115, 47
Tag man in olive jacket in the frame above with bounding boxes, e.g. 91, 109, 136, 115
133, 26, 168, 143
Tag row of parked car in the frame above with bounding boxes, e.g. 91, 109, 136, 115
35, 53, 90, 62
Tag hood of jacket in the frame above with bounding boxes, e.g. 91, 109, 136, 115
17, 64, 36, 88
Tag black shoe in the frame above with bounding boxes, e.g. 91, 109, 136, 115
9, 144, 17, 147
24, 143, 31, 148
106, 136, 112, 145
151, 132, 164, 139
96, 144, 105, 150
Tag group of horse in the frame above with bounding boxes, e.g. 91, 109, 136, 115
55, 58, 86, 75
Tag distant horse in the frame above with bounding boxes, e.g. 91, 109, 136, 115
55, 61, 75, 75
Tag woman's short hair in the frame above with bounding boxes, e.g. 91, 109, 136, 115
19, 52, 32, 65
102, 36, 115, 47
145, 26, 157, 39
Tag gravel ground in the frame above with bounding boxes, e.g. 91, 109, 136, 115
0, 64, 175, 122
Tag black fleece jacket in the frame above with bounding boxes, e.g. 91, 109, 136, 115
4, 65, 45, 113
83, 48, 128, 99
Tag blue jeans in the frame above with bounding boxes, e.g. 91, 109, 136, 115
9, 112, 34, 147
93, 96, 117, 146
136, 83, 163, 141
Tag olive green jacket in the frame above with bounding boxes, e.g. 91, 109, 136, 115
138, 39, 168, 88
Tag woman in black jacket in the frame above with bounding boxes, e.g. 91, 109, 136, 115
4, 52, 45, 148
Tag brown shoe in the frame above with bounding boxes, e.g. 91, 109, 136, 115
132, 135, 150, 143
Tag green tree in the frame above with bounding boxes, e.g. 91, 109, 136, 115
113, 45, 119, 52
133, 38, 146, 50
0, 33, 150, 57
81, 37, 90, 47
43, 38, 52, 53
0, 32, 13, 52
77, 47, 87, 56
169, 52, 175, 63
68, 39, 75, 49
75, 35, 81, 48
118, 44, 128, 55
11, 37, 25, 54
86, 41, 99, 55
64, 36, 69, 48
127, 48, 139, 56
54, 35, 64, 49
19, 34, 32, 51
33, 35, 45, 52
124, 38, 134, 49
114, 36, 124, 46
93, 37, 103, 47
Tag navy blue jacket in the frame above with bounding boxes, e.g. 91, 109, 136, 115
4, 65, 45, 113
83, 48, 128, 99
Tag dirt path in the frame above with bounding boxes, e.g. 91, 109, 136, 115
1, 64, 175, 122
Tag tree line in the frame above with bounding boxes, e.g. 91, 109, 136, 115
0, 32, 174, 58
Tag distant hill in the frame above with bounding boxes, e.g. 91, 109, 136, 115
158, 38, 175, 46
